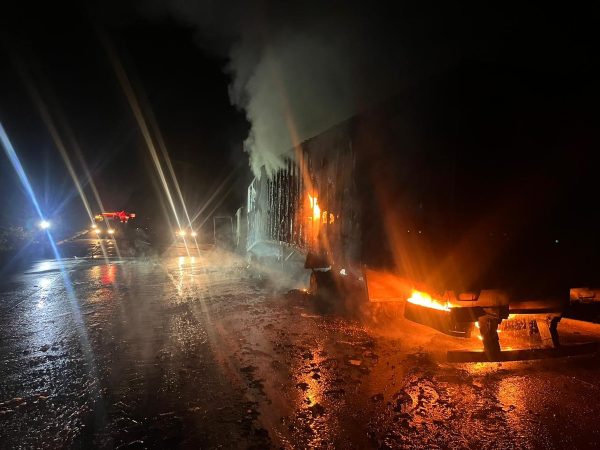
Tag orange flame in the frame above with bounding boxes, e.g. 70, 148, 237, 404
308, 194, 321, 221
407, 290, 452, 311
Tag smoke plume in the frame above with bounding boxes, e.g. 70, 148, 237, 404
138, 2, 565, 177
137, 1, 424, 176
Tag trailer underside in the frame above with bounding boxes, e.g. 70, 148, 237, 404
306, 265, 600, 362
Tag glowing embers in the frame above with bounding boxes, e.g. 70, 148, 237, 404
308, 194, 321, 221
407, 290, 452, 311
323, 211, 335, 224
308, 194, 336, 224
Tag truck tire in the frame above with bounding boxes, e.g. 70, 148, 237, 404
310, 271, 338, 302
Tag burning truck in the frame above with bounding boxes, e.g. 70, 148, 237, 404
239, 69, 598, 361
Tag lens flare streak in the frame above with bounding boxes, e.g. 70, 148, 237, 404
0, 122, 99, 383
100, 32, 190, 255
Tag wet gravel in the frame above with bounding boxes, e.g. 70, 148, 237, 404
2, 249, 600, 449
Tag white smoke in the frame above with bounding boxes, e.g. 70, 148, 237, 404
136, 1, 494, 177
232, 33, 367, 175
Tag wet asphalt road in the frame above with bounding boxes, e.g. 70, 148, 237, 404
2, 247, 600, 449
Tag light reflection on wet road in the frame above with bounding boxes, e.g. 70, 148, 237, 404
2, 249, 600, 449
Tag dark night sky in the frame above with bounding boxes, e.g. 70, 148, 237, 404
0, 2, 249, 233
0, 2, 596, 238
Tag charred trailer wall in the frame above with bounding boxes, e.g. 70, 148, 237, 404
245, 125, 363, 267
244, 98, 482, 290
246, 159, 308, 258
245, 62, 598, 299
245, 118, 375, 271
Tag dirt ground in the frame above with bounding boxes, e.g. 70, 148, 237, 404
1, 248, 600, 449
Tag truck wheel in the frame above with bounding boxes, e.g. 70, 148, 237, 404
310, 271, 338, 302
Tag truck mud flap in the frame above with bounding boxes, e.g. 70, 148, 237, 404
404, 301, 474, 337
447, 342, 598, 363
363, 268, 408, 302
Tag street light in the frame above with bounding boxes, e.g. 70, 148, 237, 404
38, 220, 51, 230
107, 228, 115, 235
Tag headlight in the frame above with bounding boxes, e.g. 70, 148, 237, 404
177, 230, 186, 237
191, 231, 197, 237
107, 229, 115, 235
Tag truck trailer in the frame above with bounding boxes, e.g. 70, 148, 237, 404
242, 63, 598, 360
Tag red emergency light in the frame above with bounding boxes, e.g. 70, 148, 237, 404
98, 211, 136, 223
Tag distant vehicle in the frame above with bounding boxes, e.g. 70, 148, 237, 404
95, 211, 136, 223
174, 227, 198, 239
90, 211, 136, 238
